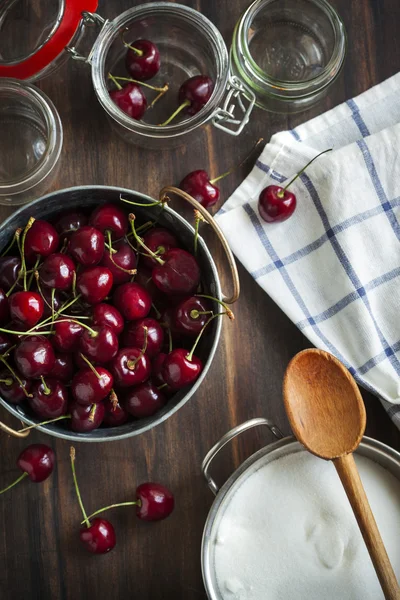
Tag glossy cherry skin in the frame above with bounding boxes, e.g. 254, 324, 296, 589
69, 226, 105, 266
77, 267, 113, 305
103, 394, 129, 427
113, 282, 151, 321
0, 288, 9, 323
179, 75, 214, 116
54, 211, 88, 239
135, 482, 174, 521
17, 444, 55, 482
0, 370, 31, 404
29, 379, 68, 419
180, 170, 219, 208
111, 347, 151, 388
258, 185, 297, 223
122, 318, 164, 358
125, 381, 166, 418
70, 401, 105, 433
92, 303, 124, 335
80, 518, 116, 554
79, 325, 119, 364
152, 352, 168, 387
9, 291, 44, 328
0, 257, 22, 291
15, 336, 55, 379
110, 83, 147, 120
125, 39, 160, 81
152, 248, 200, 296
141, 228, 179, 269
89, 203, 128, 239
25, 221, 59, 259
39, 253, 75, 290
53, 319, 83, 353
72, 367, 113, 405
101, 240, 137, 285
53, 353, 74, 382
173, 296, 211, 337
162, 348, 202, 390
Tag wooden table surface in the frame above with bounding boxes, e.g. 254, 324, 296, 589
1, 1, 400, 599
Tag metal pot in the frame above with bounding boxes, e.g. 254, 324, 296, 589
0, 185, 239, 442
201, 418, 400, 599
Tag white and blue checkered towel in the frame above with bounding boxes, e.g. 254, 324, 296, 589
215, 72, 400, 428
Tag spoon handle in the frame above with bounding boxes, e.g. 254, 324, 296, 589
334, 453, 400, 600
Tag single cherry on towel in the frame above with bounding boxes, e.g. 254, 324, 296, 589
125, 39, 160, 81
159, 75, 214, 126
0, 444, 55, 496
258, 149, 331, 223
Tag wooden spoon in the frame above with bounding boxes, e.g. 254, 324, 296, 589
283, 348, 400, 600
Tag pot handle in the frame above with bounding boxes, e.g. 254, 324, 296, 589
159, 186, 240, 304
201, 418, 284, 495
0, 414, 30, 438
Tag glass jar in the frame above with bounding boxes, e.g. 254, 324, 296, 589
231, 0, 347, 113
0, 79, 63, 206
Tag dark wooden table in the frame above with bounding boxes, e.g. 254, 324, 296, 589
1, 1, 400, 599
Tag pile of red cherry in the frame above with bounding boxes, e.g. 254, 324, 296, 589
107, 36, 214, 126
0, 199, 229, 434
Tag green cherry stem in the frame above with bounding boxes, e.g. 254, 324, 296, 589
209, 137, 264, 185
27, 257, 40, 290
108, 72, 122, 91
21, 217, 35, 292
0, 356, 31, 397
151, 302, 161, 320
40, 376, 51, 395
187, 312, 228, 362
127, 327, 148, 370
129, 214, 164, 265
79, 354, 101, 379
81, 500, 141, 525
167, 326, 173, 353
0, 472, 28, 496
0, 378, 13, 385
70, 447, 90, 529
121, 194, 168, 209
18, 415, 70, 433
195, 294, 235, 320
0, 228, 22, 258
193, 210, 206, 256
111, 75, 169, 94
190, 309, 213, 319
106, 230, 136, 275
278, 148, 332, 198
121, 32, 144, 57
159, 99, 190, 127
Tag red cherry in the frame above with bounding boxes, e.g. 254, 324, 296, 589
258, 185, 296, 223
152, 352, 168, 386
89, 203, 128, 239
110, 83, 147, 120
39, 286, 62, 318
124, 381, 166, 418
135, 482, 174, 521
24, 221, 59, 258
72, 367, 113, 405
80, 518, 116, 554
77, 266, 113, 304
0, 288, 10, 323
92, 303, 124, 335
54, 211, 88, 239
101, 240, 137, 285
69, 226, 105, 266
79, 325, 119, 364
122, 318, 164, 358
152, 248, 200, 295
0, 370, 31, 404
17, 444, 55, 482
53, 319, 83, 353
70, 402, 105, 433
39, 253, 75, 290
0, 257, 22, 291
173, 296, 212, 337
179, 170, 219, 208
141, 228, 179, 269
162, 348, 202, 390
52, 353, 74, 382
9, 291, 44, 328
103, 393, 129, 427
111, 347, 151, 388
125, 39, 160, 81
113, 282, 151, 321
179, 75, 214, 115
15, 336, 55, 379
28, 378, 68, 419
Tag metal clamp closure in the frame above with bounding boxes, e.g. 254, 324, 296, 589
67, 12, 108, 64
212, 76, 256, 136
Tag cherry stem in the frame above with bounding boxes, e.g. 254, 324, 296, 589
27, 257, 40, 290
167, 326, 173, 353
190, 309, 213, 319
88, 405, 96, 423
34, 294, 82, 331
127, 327, 148, 370
121, 34, 144, 56
0, 356, 31, 397
79, 354, 101, 379
120, 194, 167, 209
72, 271, 77, 298
148, 84, 169, 109
136, 221, 155, 234
187, 312, 227, 361
21, 217, 35, 292
159, 99, 191, 127
0, 228, 22, 257
81, 501, 140, 524
40, 376, 51, 395
209, 137, 264, 184
48, 318, 98, 338
193, 209, 206, 256
280, 148, 333, 196
195, 294, 235, 320
110, 389, 118, 410
18, 414, 70, 433
106, 230, 136, 275
5, 230, 22, 297
0, 378, 13, 385
70, 447, 90, 529
111, 75, 169, 94
152, 302, 161, 320
129, 214, 164, 265
35, 271, 51, 311
0, 472, 28, 496
157, 383, 168, 390
108, 72, 122, 91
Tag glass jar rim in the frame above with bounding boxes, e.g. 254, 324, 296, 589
237, 0, 347, 93
0, 79, 63, 194
91, 2, 229, 139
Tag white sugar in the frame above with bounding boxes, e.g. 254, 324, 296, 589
212, 452, 400, 600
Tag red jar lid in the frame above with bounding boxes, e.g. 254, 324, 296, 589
0, 0, 98, 80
